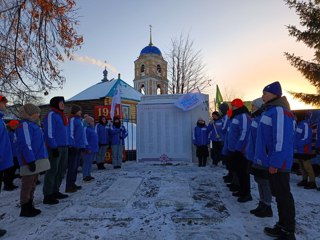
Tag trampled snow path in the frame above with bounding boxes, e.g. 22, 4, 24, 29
0, 161, 319, 240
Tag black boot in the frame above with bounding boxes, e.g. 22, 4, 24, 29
43, 195, 59, 205
28, 200, 41, 216
264, 224, 282, 238
304, 181, 317, 189
275, 229, 296, 240
254, 204, 273, 218
250, 201, 264, 214
97, 163, 106, 170
297, 179, 308, 187
20, 202, 40, 217
0, 229, 6, 237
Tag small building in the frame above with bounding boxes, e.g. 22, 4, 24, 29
40, 70, 142, 123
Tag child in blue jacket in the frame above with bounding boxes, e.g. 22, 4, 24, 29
110, 116, 128, 169
83, 116, 99, 181
294, 117, 316, 189
17, 103, 50, 217
95, 115, 110, 170
66, 104, 85, 192
193, 118, 210, 167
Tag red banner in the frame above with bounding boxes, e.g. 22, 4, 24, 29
94, 105, 122, 121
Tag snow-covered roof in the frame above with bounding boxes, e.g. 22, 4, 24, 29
68, 78, 143, 102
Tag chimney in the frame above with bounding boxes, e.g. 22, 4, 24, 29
118, 73, 121, 79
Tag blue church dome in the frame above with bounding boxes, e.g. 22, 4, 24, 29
140, 45, 162, 56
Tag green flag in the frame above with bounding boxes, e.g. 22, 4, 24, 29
215, 85, 223, 110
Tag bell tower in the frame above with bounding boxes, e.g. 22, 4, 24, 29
133, 26, 168, 95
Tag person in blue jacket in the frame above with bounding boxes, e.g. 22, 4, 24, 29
82, 116, 99, 181
255, 81, 296, 240
294, 115, 316, 189
42, 96, 69, 205
17, 103, 48, 217
316, 121, 320, 191
110, 116, 128, 169
95, 115, 110, 170
246, 97, 273, 218
207, 111, 223, 166
66, 104, 85, 192
193, 117, 210, 167
227, 98, 252, 203
3, 120, 20, 191
0, 95, 13, 237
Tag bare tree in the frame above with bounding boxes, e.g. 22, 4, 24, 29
0, 0, 83, 99
166, 33, 212, 94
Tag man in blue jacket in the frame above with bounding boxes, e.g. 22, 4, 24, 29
42, 96, 69, 204
0, 95, 13, 237
255, 81, 296, 240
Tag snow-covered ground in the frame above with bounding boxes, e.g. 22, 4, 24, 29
0, 161, 319, 240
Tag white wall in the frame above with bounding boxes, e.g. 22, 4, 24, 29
137, 94, 209, 163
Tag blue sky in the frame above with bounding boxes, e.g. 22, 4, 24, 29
49, 0, 316, 109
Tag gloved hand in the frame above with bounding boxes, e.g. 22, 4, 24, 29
52, 148, 59, 158
28, 162, 36, 172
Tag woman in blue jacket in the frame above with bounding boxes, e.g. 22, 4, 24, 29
193, 118, 210, 167
82, 116, 99, 181
17, 104, 49, 217
246, 98, 273, 218
110, 116, 128, 169
294, 117, 316, 189
66, 104, 85, 192
95, 116, 110, 170
227, 98, 252, 203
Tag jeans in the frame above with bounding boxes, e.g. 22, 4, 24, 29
82, 152, 95, 178
66, 147, 81, 189
254, 175, 272, 205
96, 145, 107, 164
112, 145, 123, 167
43, 147, 68, 196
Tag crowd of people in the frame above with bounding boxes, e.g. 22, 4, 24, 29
0, 96, 127, 238
192, 81, 320, 240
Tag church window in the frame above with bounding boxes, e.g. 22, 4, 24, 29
157, 64, 161, 73
141, 64, 145, 72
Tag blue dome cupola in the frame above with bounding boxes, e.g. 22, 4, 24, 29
139, 25, 162, 56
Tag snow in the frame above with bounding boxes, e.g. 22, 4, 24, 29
68, 79, 142, 102
0, 161, 319, 240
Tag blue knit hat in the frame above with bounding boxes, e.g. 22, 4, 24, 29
263, 81, 282, 97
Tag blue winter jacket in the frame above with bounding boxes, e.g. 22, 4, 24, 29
294, 120, 312, 154
193, 125, 210, 146
43, 110, 69, 148
221, 114, 229, 139
16, 120, 48, 166
221, 116, 230, 156
84, 126, 99, 153
254, 97, 295, 170
110, 125, 128, 145
8, 129, 18, 158
69, 116, 85, 149
246, 115, 262, 161
0, 111, 13, 171
227, 107, 251, 153
315, 122, 320, 150
95, 123, 110, 145
207, 119, 223, 142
